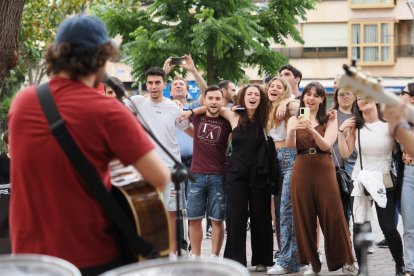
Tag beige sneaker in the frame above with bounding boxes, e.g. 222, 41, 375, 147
342, 264, 358, 275
256, 264, 267, 272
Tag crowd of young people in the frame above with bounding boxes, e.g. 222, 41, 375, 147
1, 14, 414, 276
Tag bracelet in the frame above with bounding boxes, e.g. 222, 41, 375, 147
338, 128, 345, 133
190, 109, 194, 116
392, 122, 411, 137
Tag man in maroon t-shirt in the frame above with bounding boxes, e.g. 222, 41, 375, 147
187, 85, 232, 257
8, 15, 170, 275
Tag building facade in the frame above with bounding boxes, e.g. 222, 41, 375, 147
269, 0, 414, 92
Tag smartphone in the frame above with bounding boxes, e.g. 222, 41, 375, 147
299, 107, 310, 120
170, 57, 186, 66
234, 107, 245, 113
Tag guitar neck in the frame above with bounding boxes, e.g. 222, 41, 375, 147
380, 90, 414, 123
338, 65, 414, 123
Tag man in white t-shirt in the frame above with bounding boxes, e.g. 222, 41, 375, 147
124, 67, 192, 257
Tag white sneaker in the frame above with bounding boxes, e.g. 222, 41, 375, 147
189, 253, 201, 259
368, 245, 375, 254
267, 264, 292, 275
210, 254, 218, 258
342, 264, 358, 275
169, 253, 177, 261
303, 265, 319, 275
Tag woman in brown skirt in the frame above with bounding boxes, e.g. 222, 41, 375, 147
286, 82, 356, 275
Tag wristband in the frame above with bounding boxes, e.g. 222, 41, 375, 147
392, 122, 411, 137
338, 128, 345, 133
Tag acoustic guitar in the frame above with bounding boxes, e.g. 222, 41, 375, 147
337, 63, 414, 122
109, 160, 170, 261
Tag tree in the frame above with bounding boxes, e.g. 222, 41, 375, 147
0, 1, 24, 96
95, 0, 315, 84
0, 0, 107, 131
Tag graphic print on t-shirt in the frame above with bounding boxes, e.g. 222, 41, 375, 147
197, 118, 225, 145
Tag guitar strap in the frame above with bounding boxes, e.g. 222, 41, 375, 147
35, 83, 159, 259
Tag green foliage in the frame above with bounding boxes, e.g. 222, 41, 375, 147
95, 0, 315, 84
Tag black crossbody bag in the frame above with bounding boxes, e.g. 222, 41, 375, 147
35, 83, 159, 261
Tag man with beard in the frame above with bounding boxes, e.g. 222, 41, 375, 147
219, 80, 237, 108
186, 85, 231, 257
8, 15, 170, 275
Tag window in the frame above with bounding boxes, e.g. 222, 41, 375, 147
349, 22, 394, 65
349, 0, 394, 9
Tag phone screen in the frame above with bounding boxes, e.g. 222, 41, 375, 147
171, 57, 185, 66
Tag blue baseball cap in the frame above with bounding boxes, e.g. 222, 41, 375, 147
55, 15, 110, 52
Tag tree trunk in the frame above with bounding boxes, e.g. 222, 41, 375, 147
206, 47, 215, 85
0, 1, 24, 96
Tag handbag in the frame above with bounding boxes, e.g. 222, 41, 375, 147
332, 149, 352, 195
357, 128, 395, 196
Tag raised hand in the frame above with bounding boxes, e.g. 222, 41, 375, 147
339, 117, 355, 133
163, 56, 174, 75
180, 54, 196, 72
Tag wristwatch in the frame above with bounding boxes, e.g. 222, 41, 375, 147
393, 122, 412, 137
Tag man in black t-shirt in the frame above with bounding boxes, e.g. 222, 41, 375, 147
0, 130, 11, 254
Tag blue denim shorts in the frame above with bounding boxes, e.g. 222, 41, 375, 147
186, 174, 226, 221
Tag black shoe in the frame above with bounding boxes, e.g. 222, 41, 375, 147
395, 265, 405, 276
206, 226, 212, 238
375, 238, 388, 248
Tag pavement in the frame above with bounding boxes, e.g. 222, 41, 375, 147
196, 207, 403, 276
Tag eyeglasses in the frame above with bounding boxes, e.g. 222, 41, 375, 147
401, 90, 409, 97
338, 92, 353, 98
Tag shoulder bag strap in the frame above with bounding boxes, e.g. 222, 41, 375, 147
35, 83, 158, 258
358, 128, 363, 170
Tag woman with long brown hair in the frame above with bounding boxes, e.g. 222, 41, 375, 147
287, 82, 356, 275
338, 97, 405, 276
220, 84, 274, 271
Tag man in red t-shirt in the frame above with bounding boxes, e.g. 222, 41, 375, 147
186, 85, 231, 257
8, 15, 170, 275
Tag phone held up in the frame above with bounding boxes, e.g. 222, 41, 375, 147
299, 107, 310, 121
170, 57, 186, 66
234, 107, 245, 114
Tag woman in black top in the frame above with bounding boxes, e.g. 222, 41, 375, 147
219, 85, 274, 271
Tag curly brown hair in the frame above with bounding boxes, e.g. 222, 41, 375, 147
237, 84, 269, 131
45, 42, 118, 80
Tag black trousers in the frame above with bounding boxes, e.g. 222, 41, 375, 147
224, 170, 273, 267
353, 189, 404, 269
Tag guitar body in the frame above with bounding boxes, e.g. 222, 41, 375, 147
110, 160, 170, 261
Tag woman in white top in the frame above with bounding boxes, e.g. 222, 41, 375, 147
338, 97, 404, 276
265, 77, 300, 275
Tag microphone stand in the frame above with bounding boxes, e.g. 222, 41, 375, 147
125, 97, 194, 258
